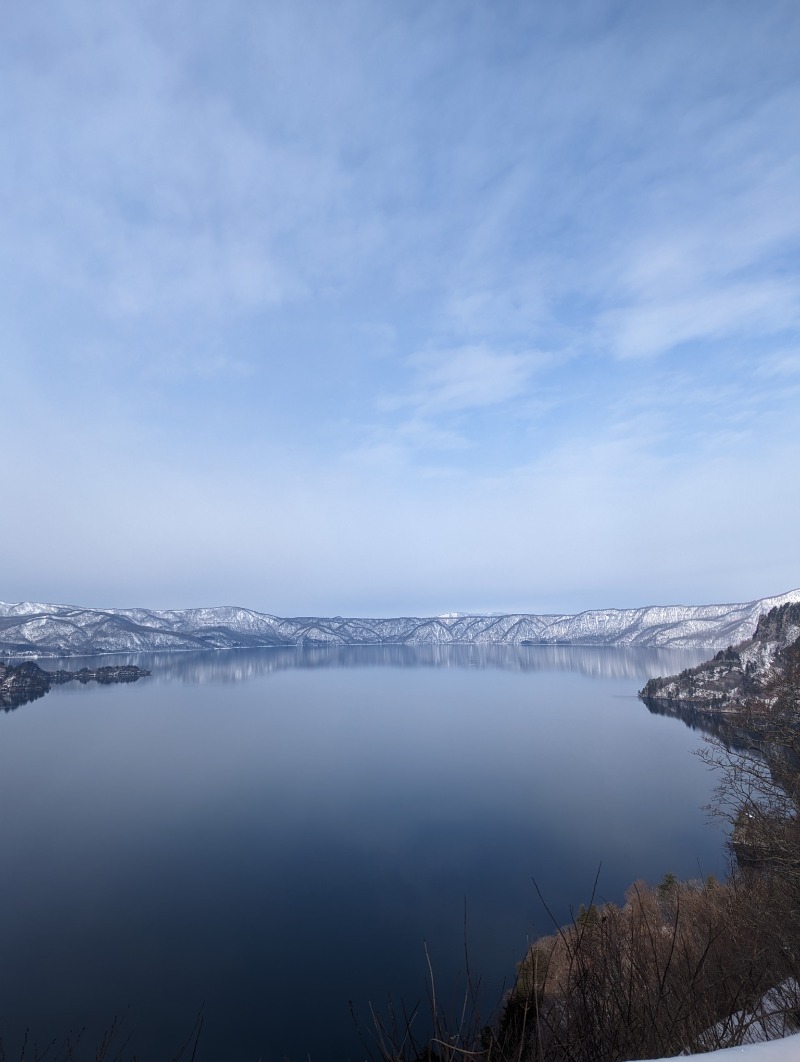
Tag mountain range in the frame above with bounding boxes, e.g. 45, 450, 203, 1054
1, 589, 799, 658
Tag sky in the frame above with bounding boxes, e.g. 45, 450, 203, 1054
2, 0, 799, 617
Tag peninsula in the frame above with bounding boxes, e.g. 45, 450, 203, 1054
0, 662, 150, 711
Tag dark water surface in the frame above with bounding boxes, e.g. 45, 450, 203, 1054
0, 645, 726, 1061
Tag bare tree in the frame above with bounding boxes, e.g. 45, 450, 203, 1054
699, 636, 800, 975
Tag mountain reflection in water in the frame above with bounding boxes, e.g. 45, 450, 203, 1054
44, 642, 711, 687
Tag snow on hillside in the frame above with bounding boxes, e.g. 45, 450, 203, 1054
640, 1031, 800, 1061
1, 590, 799, 658
640, 601, 800, 711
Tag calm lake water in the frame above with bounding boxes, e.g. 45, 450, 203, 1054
0, 644, 727, 1061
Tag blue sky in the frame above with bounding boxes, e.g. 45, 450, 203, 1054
2, 0, 799, 616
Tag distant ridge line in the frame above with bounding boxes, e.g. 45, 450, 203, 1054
1, 589, 799, 658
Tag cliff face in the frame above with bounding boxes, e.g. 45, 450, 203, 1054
639, 602, 800, 713
753, 603, 800, 644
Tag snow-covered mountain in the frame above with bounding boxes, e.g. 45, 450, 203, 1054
1, 589, 799, 658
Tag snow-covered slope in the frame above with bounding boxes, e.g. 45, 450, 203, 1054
638, 1032, 800, 1061
1, 590, 799, 658
640, 602, 800, 712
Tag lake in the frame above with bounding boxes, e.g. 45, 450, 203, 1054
0, 644, 727, 1061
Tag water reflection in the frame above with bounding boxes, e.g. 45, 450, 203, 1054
642, 694, 753, 749
42, 642, 710, 687
0, 643, 725, 1061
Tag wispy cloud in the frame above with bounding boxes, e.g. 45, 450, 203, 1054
603, 279, 800, 360
756, 350, 800, 377
380, 346, 547, 417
